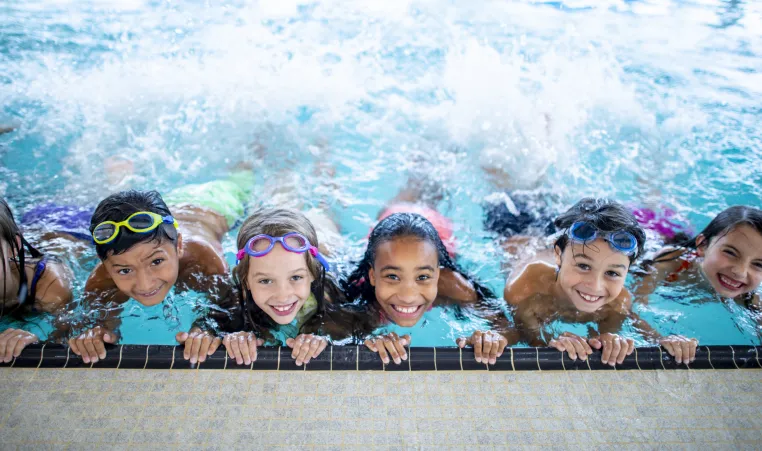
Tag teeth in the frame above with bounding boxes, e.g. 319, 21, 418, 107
272, 303, 295, 312
719, 274, 743, 289
578, 291, 602, 302
393, 305, 419, 314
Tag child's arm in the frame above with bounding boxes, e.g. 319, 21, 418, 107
503, 262, 553, 346
631, 248, 685, 304
437, 269, 479, 303
62, 264, 127, 363
34, 260, 74, 314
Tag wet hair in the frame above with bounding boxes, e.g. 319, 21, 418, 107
90, 190, 177, 260
343, 212, 495, 307
649, 206, 762, 263
647, 206, 762, 303
553, 198, 646, 264
1, 198, 44, 318
232, 207, 343, 334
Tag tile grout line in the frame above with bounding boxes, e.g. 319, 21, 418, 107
635, 348, 642, 371
535, 347, 541, 371
433, 347, 437, 372
510, 348, 515, 371
657, 346, 666, 370
117, 345, 123, 370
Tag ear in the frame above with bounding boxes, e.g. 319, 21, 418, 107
176, 233, 184, 258
554, 245, 563, 267
695, 234, 707, 257
368, 267, 376, 287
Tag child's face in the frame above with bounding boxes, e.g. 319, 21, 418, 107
555, 238, 630, 313
246, 244, 315, 325
369, 236, 440, 327
698, 224, 762, 298
103, 236, 183, 306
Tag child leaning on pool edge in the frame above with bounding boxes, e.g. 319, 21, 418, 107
67, 170, 253, 365
504, 198, 699, 366
327, 212, 518, 366
204, 208, 344, 367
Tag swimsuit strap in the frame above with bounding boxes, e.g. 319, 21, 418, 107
665, 250, 698, 283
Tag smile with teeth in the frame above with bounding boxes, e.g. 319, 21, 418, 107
392, 305, 423, 316
718, 274, 745, 290
270, 301, 298, 316
137, 285, 163, 297
576, 290, 603, 303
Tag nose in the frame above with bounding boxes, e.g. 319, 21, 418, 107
273, 282, 296, 303
584, 273, 605, 293
135, 270, 155, 292
731, 264, 748, 280
396, 281, 420, 305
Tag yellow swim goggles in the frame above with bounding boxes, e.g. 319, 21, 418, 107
92, 211, 179, 245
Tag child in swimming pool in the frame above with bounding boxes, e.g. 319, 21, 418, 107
69, 170, 254, 365
0, 199, 74, 362
504, 198, 698, 366
336, 212, 517, 366
211, 208, 343, 367
635, 206, 762, 317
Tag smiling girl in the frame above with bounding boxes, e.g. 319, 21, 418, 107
336, 212, 515, 366
635, 206, 762, 340
214, 208, 342, 367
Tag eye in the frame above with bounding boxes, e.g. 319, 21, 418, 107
258, 279, 272, 285
753, 262, 762, 271
384, 274, 400, 281
576, 263, 591, 271
151, 258, 164, 266
117, 268, 132, 276
291, 275, 304, 282
606, 271, 622, 278
417, 274, 431, 281
723, 249, 738, 258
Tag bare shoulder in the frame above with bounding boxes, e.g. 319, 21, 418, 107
180, 238, 228, 278
35, 261, 74, 313
504, 260, 556, 306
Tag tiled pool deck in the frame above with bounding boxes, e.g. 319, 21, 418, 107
1, 346, 761, 449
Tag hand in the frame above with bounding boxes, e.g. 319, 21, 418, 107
68, 326, 118, 364
222, 332, 264, 366
660, 335, 698, 365
286, 334, 328, 366
176, 328, 222, 365
549, 332, 593, 362
364, 332, 410, 365
588, 333, 634, 367
0, 329, 39, 363
456, 330, 507, 364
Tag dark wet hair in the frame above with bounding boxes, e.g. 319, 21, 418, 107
90, 190, 177, 260
343, 212, 495, 306
650, 206, 762, 262
553, 198, 646, 264
1, 198, 44, 317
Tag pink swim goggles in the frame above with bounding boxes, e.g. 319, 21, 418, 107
236, 232, 330, 270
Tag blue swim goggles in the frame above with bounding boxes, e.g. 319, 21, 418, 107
568, 222, 638, 256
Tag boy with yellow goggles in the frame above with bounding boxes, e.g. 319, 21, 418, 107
91, 211, 179, 244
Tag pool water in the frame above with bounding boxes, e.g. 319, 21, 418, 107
1, 0, 761, 346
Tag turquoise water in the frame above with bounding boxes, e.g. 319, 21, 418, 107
1, 0, 761, 346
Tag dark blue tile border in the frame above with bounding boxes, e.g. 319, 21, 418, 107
0, 344, 760, 371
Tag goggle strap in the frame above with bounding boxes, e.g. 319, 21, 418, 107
235, 249, 246, 262
310, 247, 331, 271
